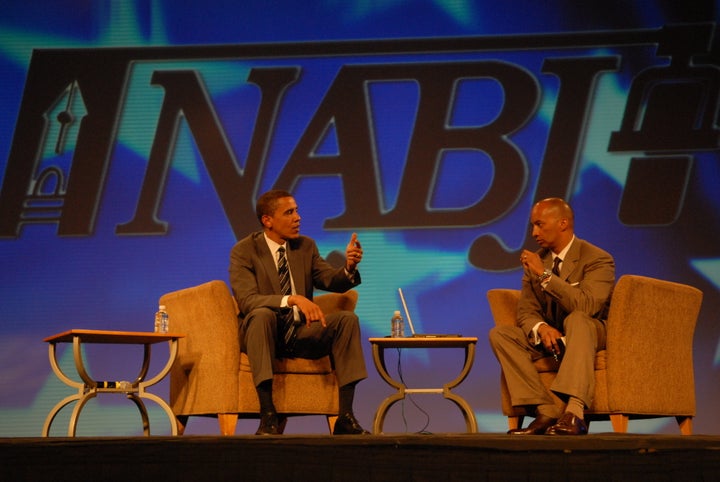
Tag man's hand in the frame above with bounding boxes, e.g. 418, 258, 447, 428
538, 322, 564, 357
289, 295, 326, 328
520, 249, 544, 277
345, 232, 363, 273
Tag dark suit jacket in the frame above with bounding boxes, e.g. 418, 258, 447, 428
517, 237, 615, 340
229, 231, 361, 320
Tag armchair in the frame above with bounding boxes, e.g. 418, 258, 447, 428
160, 280, 358, 435
487, 274, 702, 435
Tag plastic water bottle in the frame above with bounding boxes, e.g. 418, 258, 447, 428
155, 305, 169, 333
391, 310, 404, 337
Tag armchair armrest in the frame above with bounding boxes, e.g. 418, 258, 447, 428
160, 280, 240, 416
315, 290, 358, 315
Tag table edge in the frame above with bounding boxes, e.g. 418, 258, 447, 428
44, 329, 186, 344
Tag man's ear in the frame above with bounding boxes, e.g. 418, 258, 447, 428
261, 214, 272, 229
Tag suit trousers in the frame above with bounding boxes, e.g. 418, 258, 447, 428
241, 307, 368, 388
489, 311, 606, 408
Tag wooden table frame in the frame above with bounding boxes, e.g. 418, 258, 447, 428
369, 336, 478, 434
42, 329, 184, 437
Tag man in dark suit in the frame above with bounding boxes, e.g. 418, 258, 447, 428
489, 198, 615, 435
229, 189, 369, 435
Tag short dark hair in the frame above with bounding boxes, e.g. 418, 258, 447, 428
256, 189, 293, 225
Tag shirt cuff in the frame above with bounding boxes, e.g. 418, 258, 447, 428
531, 321, 547, 345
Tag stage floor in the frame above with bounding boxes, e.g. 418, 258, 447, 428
2, 433, 719, 481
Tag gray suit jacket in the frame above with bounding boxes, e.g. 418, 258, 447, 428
229, 231, 361, 321
517, 237, 615, 340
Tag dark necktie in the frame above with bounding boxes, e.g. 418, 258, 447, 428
277, 247, 297, 352
551, 257, 563, 327
552, 257, 562, 277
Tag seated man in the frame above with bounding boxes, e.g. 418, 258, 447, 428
489, 198, 615, 435
229, 189, 369, 435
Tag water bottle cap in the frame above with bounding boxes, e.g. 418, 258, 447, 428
159, 305, 166, 310
393, 310, 401, 316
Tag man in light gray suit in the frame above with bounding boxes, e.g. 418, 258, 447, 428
229, 189, 369, 435
489, 198, 615, 435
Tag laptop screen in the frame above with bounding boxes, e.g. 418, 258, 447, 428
398, 287, 418, 335
398, 287, 461, 337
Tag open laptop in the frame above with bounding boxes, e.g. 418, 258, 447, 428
398, 288, 460, 338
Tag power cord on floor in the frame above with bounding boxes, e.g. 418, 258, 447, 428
395, 347, 432, 434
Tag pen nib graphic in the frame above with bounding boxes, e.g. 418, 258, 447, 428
54, 81, 79, 155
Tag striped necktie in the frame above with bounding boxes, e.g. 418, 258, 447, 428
277, 247, 297, 352
278, 246, 291, 296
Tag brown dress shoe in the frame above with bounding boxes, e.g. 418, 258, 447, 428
507, 414, 558, 435
545, 412, 588, 435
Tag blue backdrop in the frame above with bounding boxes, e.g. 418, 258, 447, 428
1, 0, 719, 436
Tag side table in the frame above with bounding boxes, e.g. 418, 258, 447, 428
42, 329, 185, 437
368, 336, 478, 434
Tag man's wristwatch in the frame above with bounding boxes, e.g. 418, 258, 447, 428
537, 269, 552, 283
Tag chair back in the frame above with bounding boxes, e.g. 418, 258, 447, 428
487, 289, 520, 327
604, 275, 702, 413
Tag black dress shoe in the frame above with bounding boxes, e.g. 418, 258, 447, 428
507, 414, 558, 435
256, 411, 281, 435
545, 412, 588, 435
333, 412, 370, 435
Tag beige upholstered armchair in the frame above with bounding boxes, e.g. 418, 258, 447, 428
159, 280, 358, 435
487, 274, 703, 435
